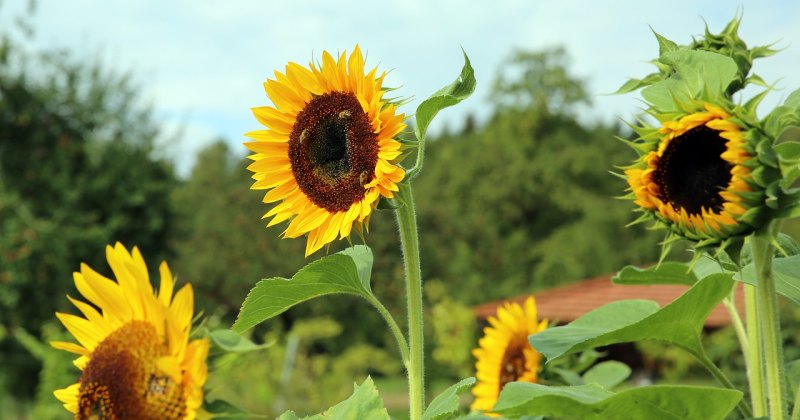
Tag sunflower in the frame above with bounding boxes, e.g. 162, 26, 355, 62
245, 46, 406, 257
471, 297, 548, 414
619, 27, 789, 251
51, 243, 209, 419
625, 102, 766, 243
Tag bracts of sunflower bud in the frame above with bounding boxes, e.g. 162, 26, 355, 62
616, 15, 776, 98
619, 24, 796, 257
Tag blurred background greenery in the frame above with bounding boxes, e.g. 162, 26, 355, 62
5, 6, 799, 420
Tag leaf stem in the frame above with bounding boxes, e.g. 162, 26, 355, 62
367, 295, 410, 366
793, 385, 800, 420
698, 354, 753, 418
722, 295, 747, 356
406, 134, 426, 180
744, 282, 767, 417
752, 226, 788, 420
395, 182, 425, 420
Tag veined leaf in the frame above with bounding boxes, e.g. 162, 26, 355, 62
530, 274, 734, 362
414, 50, 476, 145
422, 377, 476, 420
581, 360, 631, 389
209, 329, 272, 353
233, 246, 373, 333
612, 262, 697, 286
492, 383, 741, 420
736, 255, 800, 305
278, 377, 390, 420
202, 398, 258, 419
642, 50, 737, 111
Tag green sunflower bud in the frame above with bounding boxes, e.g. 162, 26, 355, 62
620, 41, 796, 256
616, 15, 777, 97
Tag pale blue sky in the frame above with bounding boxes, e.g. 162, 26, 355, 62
3, 0, 799, 174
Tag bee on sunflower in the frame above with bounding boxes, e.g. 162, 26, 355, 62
245, 46, 408, 257
620, 22, 797, 255
51, 244, 209, 419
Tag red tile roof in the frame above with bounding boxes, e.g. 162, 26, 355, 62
474, 272, 745, 328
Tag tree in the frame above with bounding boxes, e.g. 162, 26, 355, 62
413, 47, 662, 303
0, 19, 177, 398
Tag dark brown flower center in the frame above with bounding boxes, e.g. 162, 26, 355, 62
654, 124, 733, 215
77, 321, 186, 419
288, 91, 378, 212
498, 340, 527, 390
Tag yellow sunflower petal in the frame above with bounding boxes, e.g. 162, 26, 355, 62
246, 46, 406, 256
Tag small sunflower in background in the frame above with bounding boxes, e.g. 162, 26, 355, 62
472, 297, 548, 415
619, 24, 792, 252
245, 46, 407, 257
51, 243, 209, 419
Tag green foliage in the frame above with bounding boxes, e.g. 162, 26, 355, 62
581, 361, 632, 389
209, 318, 401, 417
170, 141, 307, 318
414, 47, 660, 306
613, 262, 699, 286
277, 377, 390, 420
209, 329, 272, 353
8, 323, 77, 419
490, 47, 588, 116
641, 50, 739, 112
426, 280, 476, 379
408, 50, 476, 179
233, 246, 376, 333
530, 274, 734, 363
738, 255, 800, 305
0, 14, 176, 398
492, 382, 741, 419
422, 377, 475, 420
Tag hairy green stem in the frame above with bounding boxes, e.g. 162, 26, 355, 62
406, 139, 426, 180
723, 295, 748, 356
752, 229, 788, 420
698, 354, 753, 418
794, 386, 800, 420
701, 356, 753, 418
744, 282, 767, 417
368, 296, 410, 366
395, 182, 425, 419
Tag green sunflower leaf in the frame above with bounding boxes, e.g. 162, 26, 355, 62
642, 50, 738, 112
492, 383, 741, 420
530, 273, 734, 362
422, 377, 476, 420
612, 262, 697, 286
232, 245, 374, 333
278, 377, 390, 420
203, 398, 257, 419
784, 87, 800, 109
407, 49, 476, 180
581, 360, 631, 389
653, 30, 678, 55
736, 255, 800, 305
414, 50, 476, 144
209, 329, 272, 353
